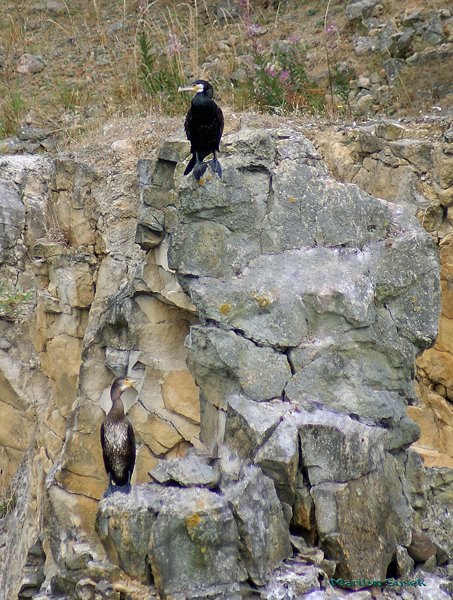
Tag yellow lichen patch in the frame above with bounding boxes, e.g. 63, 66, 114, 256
186, 512, 201, 530
252, 292, 274, 308
288, 196, 298, 203
219, 303, 231, 315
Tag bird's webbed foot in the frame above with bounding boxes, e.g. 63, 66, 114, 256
115, 482, 132, 494
103, 473, 132, 497
209, 156, 222, 178
103, 483, 114, 498
193, 161, 208, 181
103, 482, 131, 497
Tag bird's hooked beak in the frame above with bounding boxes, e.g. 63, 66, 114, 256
123, 377, 139, 390
178, 83, 204, 94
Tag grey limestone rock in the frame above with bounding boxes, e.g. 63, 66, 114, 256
295, 409, 386, 486
261, 562, 320, 598
396, 545, 415, 578
130, 125, 441, 590
346, 0, 380, 21
311, 452, 412, 580
0, 179, 26, 264
97, 484, 239, 597
96, 484, 171, 582
221, 128, 275, 170
149, 487, 238, 597
186, 326, 292, 407
223, 394, 289, 459
291, 472, 316, 540
222, 465, 291, 586
254, 418, 299, 506
353, 35, 378, 55
149, 453, 220, 488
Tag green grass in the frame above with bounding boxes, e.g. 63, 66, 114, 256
0, 89, 27, 138
138, 28, 187, 115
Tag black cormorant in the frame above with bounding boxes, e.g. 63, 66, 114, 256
100, 376, 137, 497
178, 80, 224, 181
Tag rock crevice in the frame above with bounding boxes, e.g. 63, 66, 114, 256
1, 124, 450, 599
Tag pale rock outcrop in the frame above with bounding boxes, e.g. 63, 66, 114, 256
96, 484, 240, 595
0, 150, 200, 598
313, 119, 453, 468
0, 122, 450, 599
100, 124, 440, 595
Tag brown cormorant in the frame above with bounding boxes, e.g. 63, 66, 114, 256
100, 376, 137, 497
178, 80, 224, 181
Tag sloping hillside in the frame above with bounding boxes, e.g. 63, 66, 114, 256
0, 0, 451, 149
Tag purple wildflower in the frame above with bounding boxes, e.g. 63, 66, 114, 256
246, 23, 262, 37
168, 32, 181, 56
288, 34, 301, 45
324, 23, 338, 37
279, 69, 290, 83
265, 64, 278, 77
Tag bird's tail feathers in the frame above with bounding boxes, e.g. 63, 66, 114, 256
184, 155, 196, 175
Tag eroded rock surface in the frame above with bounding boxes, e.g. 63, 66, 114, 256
1, 123, 450, 599
314, 119, 453, 468
119, 125, 442, 594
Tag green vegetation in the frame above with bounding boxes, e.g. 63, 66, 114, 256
248, 41, 325, 114
0, 283, 32, 322
0, 89, 27, 138
138, 28, 186, 115
0, 492, 16, 518
0, 0, 445, 142
137, 4, 324, 116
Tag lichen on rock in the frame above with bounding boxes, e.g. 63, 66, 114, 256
0, 122, 450, 599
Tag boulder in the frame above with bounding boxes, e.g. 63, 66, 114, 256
295, 409, 385, 485
407, 529, 437, 563
223, 394, 289, 459
222, 466, 291, 585
96, 484, 169, 582
149, 487, 239, 597
346, 0, 380, 21
186, 326, 291, 407
149, 453, 219, 488
311, 453, 412, 579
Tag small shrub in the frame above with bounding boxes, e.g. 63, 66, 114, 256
0, 492, 17, 518
0, 283, 32, 322
333, 68, 350, 104
248, 39, 325, 113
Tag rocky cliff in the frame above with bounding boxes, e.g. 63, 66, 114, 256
0, 123, 451, 599
313, 118, 453, 468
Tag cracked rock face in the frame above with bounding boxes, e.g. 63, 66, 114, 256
126, 125, 441, 591
314, 120, 453, 469
138, 126, 438, 446
0, 124, 445, 599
